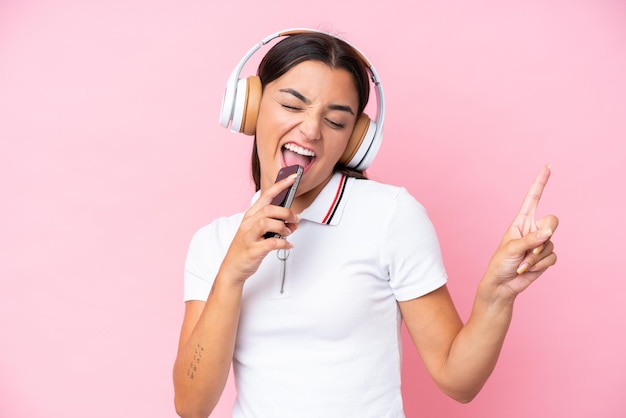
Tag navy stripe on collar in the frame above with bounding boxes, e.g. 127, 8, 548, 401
321, 174, 348, 225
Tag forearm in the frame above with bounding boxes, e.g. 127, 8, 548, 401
406, 166, 557, 403
173, 276, 243, 418
439, 283, 514, 402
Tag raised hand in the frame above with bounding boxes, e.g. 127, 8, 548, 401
218, 174, 301, 285
484, 165, 559, 299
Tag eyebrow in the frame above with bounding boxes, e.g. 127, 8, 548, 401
279, 88, 355, 115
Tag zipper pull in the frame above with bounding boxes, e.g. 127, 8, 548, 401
277, 248, 290, 295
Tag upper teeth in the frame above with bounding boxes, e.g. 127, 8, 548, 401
284, 143, 315, 157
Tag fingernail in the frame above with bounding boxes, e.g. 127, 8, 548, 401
517, 263, 529, 275
532, 244, 544, 255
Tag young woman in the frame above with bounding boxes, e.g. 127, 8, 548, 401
173, 29, 558, 418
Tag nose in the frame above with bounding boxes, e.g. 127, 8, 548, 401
299, 113, 321, 142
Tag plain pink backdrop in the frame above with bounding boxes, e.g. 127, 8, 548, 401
1, 0, 624, 417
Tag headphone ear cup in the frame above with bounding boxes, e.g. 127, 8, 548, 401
232, 76, 262, 135
340, 113, 377, 169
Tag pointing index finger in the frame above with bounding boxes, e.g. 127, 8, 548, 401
517, 164, 551, 218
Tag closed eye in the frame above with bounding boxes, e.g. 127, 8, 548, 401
326, 119, 345, 129
281, 103, 302, 111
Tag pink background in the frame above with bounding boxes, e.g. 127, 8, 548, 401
1, 0, 624, 417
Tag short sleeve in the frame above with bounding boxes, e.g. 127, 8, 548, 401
183, 214, 243, 302
381, 188, 448, 301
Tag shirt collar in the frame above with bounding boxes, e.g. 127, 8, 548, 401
249, 172, 353, 226
300, 172, 353, 225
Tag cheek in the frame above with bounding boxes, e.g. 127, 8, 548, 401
254, 114, 281, 156
254, 108, 271, 144
256, 100, 297, 135
325, 131, 352, 160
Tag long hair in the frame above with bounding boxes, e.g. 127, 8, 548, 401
251, 32, 371, 191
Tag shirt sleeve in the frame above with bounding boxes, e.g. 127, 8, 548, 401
183, 225, 215, 302
183, 214, 242, 302
382, 187, 448, 302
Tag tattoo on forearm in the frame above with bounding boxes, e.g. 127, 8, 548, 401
186, 344, 204, 380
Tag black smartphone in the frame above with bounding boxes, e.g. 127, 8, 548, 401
263, 164, 303, 239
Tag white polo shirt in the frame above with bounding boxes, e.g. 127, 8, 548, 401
184, 172, 448, 418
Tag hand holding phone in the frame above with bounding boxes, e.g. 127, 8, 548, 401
263, 165, 303, 239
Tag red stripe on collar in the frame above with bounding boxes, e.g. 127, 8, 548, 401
321, 174, 347, 224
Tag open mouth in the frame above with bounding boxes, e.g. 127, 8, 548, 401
282, 143, 316, 170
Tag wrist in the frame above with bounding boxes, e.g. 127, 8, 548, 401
476, 277, 517, 311
212, 267, 246, 296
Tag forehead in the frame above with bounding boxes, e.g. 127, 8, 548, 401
268, 61, 359, 103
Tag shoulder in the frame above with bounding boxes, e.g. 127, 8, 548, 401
348, 178, 427, 215
189, 212, 244, 249
184, 212, 244, 275
343, 179, 437, 242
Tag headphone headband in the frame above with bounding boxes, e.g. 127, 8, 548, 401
219, 28, 385, 171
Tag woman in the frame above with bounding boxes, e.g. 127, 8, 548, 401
173, 29, 558, 418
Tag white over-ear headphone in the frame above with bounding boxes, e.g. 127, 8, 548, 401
219, 28, 385, 171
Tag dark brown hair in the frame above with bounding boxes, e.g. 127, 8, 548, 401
251, 31, 371, 191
